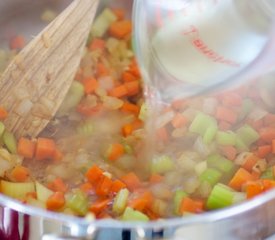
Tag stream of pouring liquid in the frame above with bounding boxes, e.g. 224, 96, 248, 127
141, 0, 270, 167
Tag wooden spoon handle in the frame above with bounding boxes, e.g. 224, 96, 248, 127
0, 0, 99, 138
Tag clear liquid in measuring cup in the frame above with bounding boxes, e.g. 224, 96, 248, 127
149, 0, 272, 101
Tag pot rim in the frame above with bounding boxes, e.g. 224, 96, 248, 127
0, 188, 274, 229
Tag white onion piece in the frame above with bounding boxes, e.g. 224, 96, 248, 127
0, 158, 12, 177
15, 99, 33, 116
248, 107, 268, 121
203, 97, 218, 115
235, 152, 252, 165
193, 137, 213, 157
156, 111, 175, 128
194, 161, 207, 176
98, 76, 114, 91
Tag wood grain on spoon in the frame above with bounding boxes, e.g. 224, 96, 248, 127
0, 0, 99, 138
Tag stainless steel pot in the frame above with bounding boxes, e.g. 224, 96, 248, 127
0, 0, 275, 239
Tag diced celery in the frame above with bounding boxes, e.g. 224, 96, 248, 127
121, 207, 149, 222
3, 131, 17, 154
203, 125, 218, 144
216, 131, 236, 146
138, 103, 147, 121
199, 168, 222, 186
1, 180, 35, 200
0, 122, 5, 137
113, 188, 129, 215
261, 167, 274, 179
77, 121, 94, 136
151, 155, 175, 174
235, 138, 248, 151
189, 113, 217, 136
57, 81, 84, 116
123, 144, 133, 155
68, 190, 89, 216
173, 190, 188, 215
206, 154, 234, 173
206, 183, 234, 209
236, 124, 259, 147
91, 8, 117, 37
35, 181, 53, 202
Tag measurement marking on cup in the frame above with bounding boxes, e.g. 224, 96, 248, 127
182, 25, 241, 67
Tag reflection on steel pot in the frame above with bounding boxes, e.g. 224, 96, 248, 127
0, 0, 275, 239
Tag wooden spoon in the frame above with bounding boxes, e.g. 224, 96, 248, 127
0, 0, 99, 138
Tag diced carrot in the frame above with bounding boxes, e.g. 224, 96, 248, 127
80, 182, 95, 194
122, 123, 134, 137
120, 172, 141, 191
261, 179, 275, 191
218, 121, 231, 131
132, 119, 143, 129
124, 81, 140, 96
259, 127, 275, 143
95, 176, 113, 196
106, 143, 125, 161
53, 148, 63, 162
242, 154, 258, 172
179, 197, 204, 214
109, 85, 128, 98
257, 145, 271, 158
97, 212, 112, 219
86, 165, 104, 184
156, 127, 169, 143
220, 146, 237, 161
112, 8, 125, 20
264, 114, 275, 127
10, 166, 30, 182
110, 180, 127, 194
222, 92, 242, 106
272, 140, 275, 154
216, 106, 237, 124
89, 198, 110, 215
35, 138, 56, 161
89, 38, 105, 51
0, 107, 8, 120
120, 102, 140, 115
128, 60, 141, 78
96, 62, 109, 77
149, 174, 164, 184
171, 113, 188, 128
47, 178, 68, 193
144, 207, 160, 220
229, 168, 254, 191
77, 103, 102, 117
26, 192, 37, 199
129, 191, 153, 211
9, 35, 25, 49
246, 181, 264, 199
46, 192, 65, 211
251, 170, 261, 180
17, 137, 36, 159
171, 99, 187, 110
248, 119, 263, 132
122, 71, 137, 82
108, 20, 132, 39
82, 77, 98, 94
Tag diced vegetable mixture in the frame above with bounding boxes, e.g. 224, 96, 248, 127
0, 6, 275, 222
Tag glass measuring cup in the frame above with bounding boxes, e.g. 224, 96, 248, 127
133, 0, 275, 102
